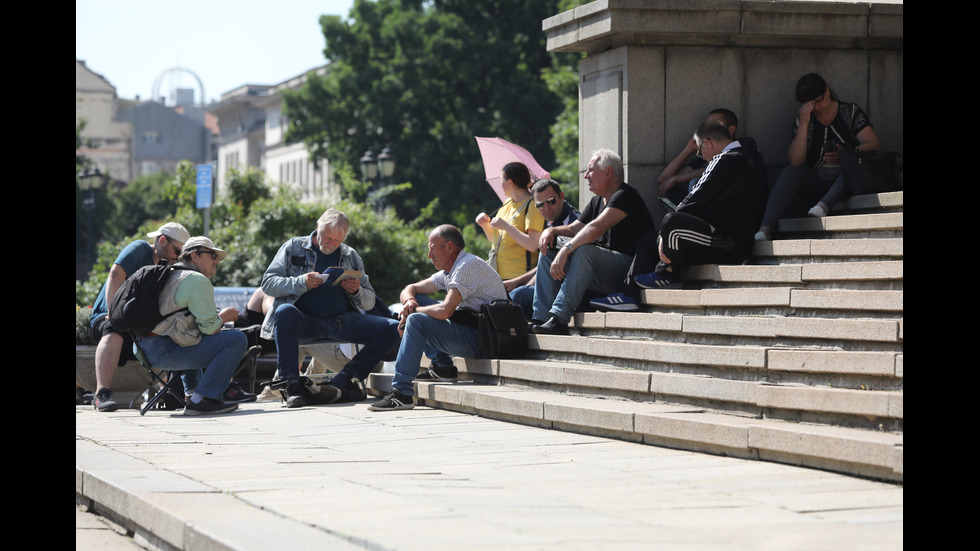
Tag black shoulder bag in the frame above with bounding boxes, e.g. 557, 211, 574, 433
476, 299, 529, 359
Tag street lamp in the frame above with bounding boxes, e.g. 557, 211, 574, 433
359, 147, 396, 211
77, 167, 106, 273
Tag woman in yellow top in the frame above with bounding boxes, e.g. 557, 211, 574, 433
475, 162, 546, 282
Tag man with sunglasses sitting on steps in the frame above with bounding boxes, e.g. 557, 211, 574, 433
506, 179, 580, 320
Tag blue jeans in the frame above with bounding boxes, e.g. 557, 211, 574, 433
179, 369, 203, 395
391, 313, 479, 396
532, 245, 632, 323
138, 330, 247, 401
509, 284, 535, 320
273, 304, 400, 389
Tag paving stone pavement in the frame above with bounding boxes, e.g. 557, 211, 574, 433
76, 400, 902, 550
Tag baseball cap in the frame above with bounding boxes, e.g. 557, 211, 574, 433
147, 222, 190, 245
181, 236, 227, 261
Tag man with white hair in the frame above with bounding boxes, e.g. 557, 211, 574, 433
530, 149, 655, 334
261, 208, 400, 408
89, 222, 189, 412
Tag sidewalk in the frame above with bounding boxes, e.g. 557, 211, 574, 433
76, 400, 903, 551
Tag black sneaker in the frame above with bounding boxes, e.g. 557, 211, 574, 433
284, 378, 314, 408
222, 382, 257, 403
415, 364, 458, 382
93, 388, 119, 412
184, 397, 238, 416
368, 390, 415, 411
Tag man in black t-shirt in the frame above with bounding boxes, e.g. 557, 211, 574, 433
530, 149, 655, 334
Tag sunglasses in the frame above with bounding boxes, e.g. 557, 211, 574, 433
535, 197, 558, 209
199, 250, 219, 260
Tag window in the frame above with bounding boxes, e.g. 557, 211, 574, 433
141, 161, 161, 176
142, 131, 161, 145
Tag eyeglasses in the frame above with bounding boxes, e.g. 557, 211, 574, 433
535, 197, 558, 209
199, 250, 219, 260
696, 139, 710, 159
167, 240, 182, 256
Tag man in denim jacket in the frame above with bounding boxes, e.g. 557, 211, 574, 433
260, 208, 400, 407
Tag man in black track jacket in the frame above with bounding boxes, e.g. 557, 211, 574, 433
591, 120, 766, 309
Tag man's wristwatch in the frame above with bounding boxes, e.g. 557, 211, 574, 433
563, 242, 575, 253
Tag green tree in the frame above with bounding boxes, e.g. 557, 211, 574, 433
102, 171, 176, 242
283, 0, 565, 228
224, 166, 272, 214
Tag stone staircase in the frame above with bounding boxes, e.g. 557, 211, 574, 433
368, 191, 903, 483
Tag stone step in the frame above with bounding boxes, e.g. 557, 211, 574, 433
833, 191, 904, 214
682, 260, 903, 287
540, 313, 904, 354
638, 288, 904, 313
464, 356, 901, 423
409, 381, 903, 483
776, 212, 903, 238
578, 310, 904, 344
751, 237, 904, 261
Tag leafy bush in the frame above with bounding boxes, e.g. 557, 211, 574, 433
76, 306, 95, 345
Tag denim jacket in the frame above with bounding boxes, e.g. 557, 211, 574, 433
259, 232, 376, 340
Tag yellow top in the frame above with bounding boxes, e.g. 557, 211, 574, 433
491, 198, 545, 280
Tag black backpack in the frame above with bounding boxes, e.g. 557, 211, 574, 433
108, 264, 188, 336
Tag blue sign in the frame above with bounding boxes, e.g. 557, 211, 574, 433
196, 163, 213, 209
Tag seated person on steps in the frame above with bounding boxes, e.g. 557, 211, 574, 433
754, 72, 879, 241
591, 120, 766, 310
369, 225, 508, 412
506, 178, 580, 320
260, 208, 400, 408
658, 108, 767, 212
529, 149, 656, 334
475, 162, 546, 282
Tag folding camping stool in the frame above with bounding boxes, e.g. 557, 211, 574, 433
233, 345, 264, 393
130, 332, 186, 415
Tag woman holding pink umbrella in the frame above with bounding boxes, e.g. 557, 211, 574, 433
475, 162, 546, 282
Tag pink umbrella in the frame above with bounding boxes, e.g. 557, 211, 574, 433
475, 137, 551, 203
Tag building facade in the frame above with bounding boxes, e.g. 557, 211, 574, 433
75, 60, 133, 184
208, 65, 336, 203
76, 60, 215, 184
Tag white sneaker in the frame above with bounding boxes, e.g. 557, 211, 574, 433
808, 204, 827, 218
256, 386, 281, 402
754, 230, 769, 241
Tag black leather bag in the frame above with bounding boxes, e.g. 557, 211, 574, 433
476, 299, 529, 359
840, 149, 900, 194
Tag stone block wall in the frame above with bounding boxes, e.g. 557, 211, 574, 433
545, 0, 903, 214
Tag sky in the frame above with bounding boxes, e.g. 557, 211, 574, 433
76, 0, 355, 105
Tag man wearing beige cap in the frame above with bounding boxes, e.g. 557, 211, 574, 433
89, 222, 189, 412
137, 236, 248, 415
